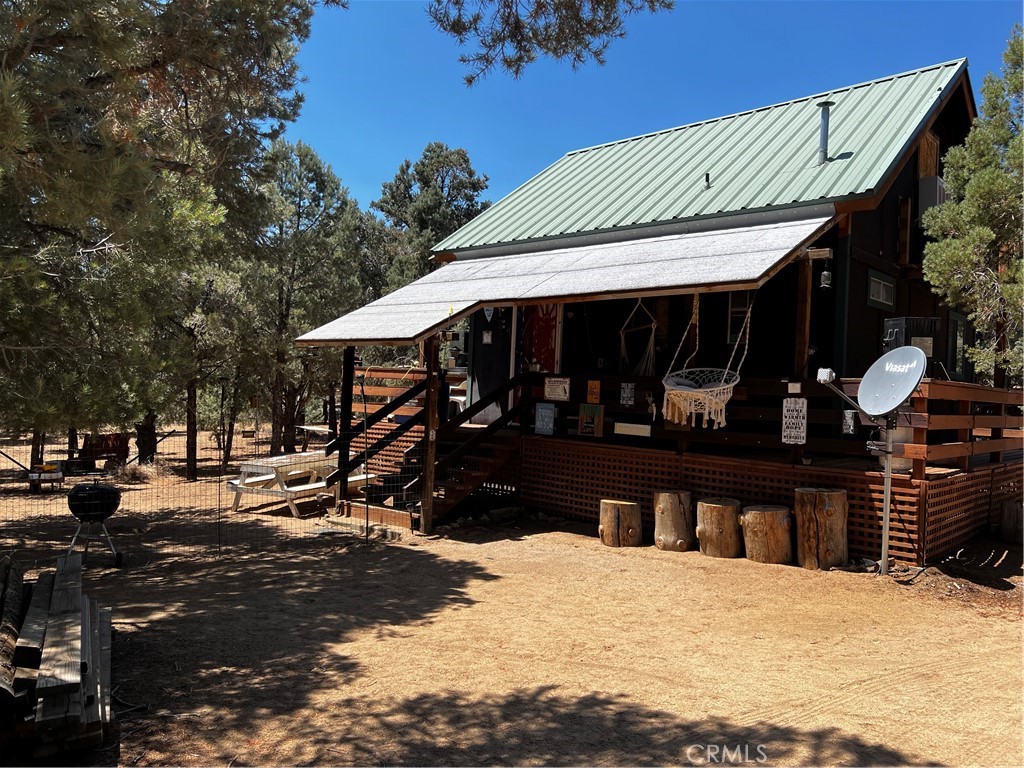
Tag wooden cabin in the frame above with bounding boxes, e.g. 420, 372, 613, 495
298, 59, 1021, 565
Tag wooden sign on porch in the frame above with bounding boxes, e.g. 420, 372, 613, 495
782, 397, 808, 445
544, 377, 570, 401
578, 404, 604, 437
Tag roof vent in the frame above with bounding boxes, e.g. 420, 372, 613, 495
816, 100, 836, 166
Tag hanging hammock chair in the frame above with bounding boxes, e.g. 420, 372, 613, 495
619, 299, 657, 377
662, 293, 754, 429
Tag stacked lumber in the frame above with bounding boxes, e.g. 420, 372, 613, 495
0, 554, 114, 758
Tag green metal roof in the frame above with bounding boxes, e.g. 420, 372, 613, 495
434, 59, 968, 254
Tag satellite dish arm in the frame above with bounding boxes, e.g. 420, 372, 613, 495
816, 369, 880, 424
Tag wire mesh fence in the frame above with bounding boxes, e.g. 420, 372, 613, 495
0, 426, 351, 570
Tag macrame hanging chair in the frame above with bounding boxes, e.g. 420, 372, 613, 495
662, 293, 754, 429
618, 299, 657, 377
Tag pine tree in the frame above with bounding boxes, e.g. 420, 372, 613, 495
923, 25, 1022, 383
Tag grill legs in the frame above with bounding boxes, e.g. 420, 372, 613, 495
68, 520, 122, 566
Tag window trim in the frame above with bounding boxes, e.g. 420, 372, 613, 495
867, 269, 896, 310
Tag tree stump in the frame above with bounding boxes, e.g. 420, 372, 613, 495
739, 505, 793, 564
653, 491, 694, 551
1000, 500, 1023, 544
695, 497, 743, 558
599, 499, 642, 547
793, 488, 848, 570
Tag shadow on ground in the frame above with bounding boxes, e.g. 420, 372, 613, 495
110, 685, 938, 766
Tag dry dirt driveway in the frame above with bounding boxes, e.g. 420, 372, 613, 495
84, 522, 1021, 767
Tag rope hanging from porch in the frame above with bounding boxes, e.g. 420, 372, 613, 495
618, 299, 657, 377
662, 293, 754, 429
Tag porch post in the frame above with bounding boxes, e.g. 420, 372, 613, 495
338, 345, 355, 509
420, 335, 440, 534
792, 260, 813, 463
793, 259, 813, 380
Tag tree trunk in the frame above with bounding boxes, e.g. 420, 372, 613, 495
221, 379, 240, 474
67, 427, 78, 460
327, 381, 338, 435
282, 383, 300, 454
186, 379, 198, 481
793, 488, 848, 570
135, 408, 158, 465
269, 382, 284, 456
30, 429, 45, 467
739, 505, 793, 564
598, 499, 642, 547
653, 491, 694, 551
695, 497, 743, 558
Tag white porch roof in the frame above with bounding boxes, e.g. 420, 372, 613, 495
296, 215, 833, 346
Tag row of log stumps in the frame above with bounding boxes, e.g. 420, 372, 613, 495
601, 488, 849, 571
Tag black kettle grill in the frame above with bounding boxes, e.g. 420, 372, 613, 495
67, 482, 123, 566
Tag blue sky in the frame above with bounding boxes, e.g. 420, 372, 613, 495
287, 0, 1022, 210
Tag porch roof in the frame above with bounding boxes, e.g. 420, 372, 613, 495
296, 214, 833, 346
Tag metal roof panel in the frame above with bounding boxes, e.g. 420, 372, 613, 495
434, 59, 966, 252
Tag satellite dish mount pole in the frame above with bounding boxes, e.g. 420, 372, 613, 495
816, 345, 926, 578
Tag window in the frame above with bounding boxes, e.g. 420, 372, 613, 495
948, 312, 967, 378
867, 270, 895, 310
728, 291, 751, 343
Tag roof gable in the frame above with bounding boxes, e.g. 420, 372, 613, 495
435, 59, 968, 254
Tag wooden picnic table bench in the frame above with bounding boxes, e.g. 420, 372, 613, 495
227, 450, 374, 518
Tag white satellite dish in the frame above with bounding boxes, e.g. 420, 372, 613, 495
857, 346, 927, 418
817, 345, 927, 576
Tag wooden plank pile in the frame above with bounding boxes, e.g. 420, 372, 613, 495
0, 554, 114, 758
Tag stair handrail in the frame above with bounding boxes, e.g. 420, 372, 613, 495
325, 378, 428, 457
438, 372, 525, 438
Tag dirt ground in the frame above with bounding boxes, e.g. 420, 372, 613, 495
1, 436, 1022, 767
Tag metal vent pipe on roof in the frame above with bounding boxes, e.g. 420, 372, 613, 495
816, 100, 835, 166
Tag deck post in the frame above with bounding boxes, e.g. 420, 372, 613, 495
420, 335, 440, 534
911, 395, 928, 481
338, 345, 355, 508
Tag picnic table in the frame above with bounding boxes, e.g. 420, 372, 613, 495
227, 450, 374, 518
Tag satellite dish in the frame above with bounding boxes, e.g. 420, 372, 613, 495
857, 346, 927, 418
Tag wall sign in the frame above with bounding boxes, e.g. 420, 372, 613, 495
535, 403, 556, 436
544, 376, 571, 402
483, 307, 494, 323
782, 397, 808, 445
578, 404, 604, 437
620, 382, 635, 406
587, 380, 601, 404
482, 330, 493, 345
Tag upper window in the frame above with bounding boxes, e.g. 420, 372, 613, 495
948, 311, 967, 378
728, 291, 751, 343
867, 270, 895, 310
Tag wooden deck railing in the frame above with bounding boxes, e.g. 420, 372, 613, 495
842, 378, 1023, 479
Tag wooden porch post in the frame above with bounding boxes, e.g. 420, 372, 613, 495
911, 394, 928, 481
793, 259, 813, 380
420, 335, 440, 534
338, 345, 355, 508
792, 260, 813, 463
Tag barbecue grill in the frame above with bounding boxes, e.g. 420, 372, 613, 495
67, 482, 124, 566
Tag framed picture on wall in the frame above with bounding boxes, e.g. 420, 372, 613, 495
578, 404, 604, 437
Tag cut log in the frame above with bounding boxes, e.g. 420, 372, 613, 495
653, 491, 695, 551
1000, 500, 1023, 544
598, 499, 642, 547
739, 505, 793, 564
1, 558, 24, 709
695, 498, 743, 558
794, 488, 849, 570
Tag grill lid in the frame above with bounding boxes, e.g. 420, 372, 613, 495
67, 483, 121, 521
